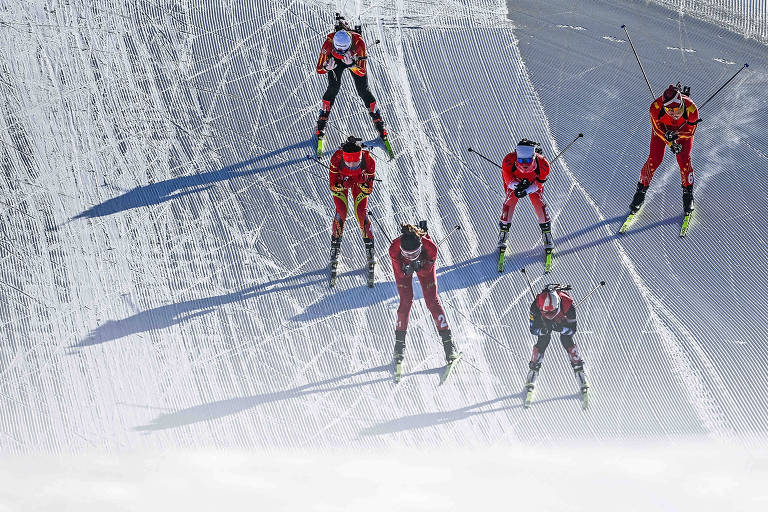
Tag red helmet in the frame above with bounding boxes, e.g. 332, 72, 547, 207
537, 287, 561, 318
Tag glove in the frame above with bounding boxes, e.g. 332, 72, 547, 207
402, 259, 424, 275
670, 142, 683, 154
524, 182, 539, 196
514, 180, 530, 198
665, 130, 679, 142
331, 182, 344, 193
532, 325, 551, 336
341, 52, 355, 66
324, 57, 337, 71
359, 179, 373, 196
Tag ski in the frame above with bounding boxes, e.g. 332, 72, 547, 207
544, 249, 553, 273
680, 210, 694, 237
316, 136, 324, 158
497, 246, 506, 273
619, 212, 636, 233
382, 136, 395, 160
580, 385, 590, 410
393, 359, 403, 383
439, 352, 463, 385
524, 384, 535, 409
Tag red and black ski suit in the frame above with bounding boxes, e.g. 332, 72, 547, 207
329, 149, 375, 239
529, 289, 582, 369
640, 94, 699, 188
389, 234, 449, 334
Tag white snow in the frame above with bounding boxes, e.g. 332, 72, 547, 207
1, 0, 767, 509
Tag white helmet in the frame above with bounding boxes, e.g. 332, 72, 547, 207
333, 30, 352, 52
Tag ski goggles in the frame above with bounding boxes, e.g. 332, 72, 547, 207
517, 156, 534, 164
400, 244, 422, 260
664, 103, 684, 116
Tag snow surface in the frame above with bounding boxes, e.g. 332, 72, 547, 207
0, 0, 767, 509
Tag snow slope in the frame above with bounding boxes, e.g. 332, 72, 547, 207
0, 0, 766, 509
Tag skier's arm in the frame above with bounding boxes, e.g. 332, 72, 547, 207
649, 101, 668, 140
359, 153, 376, 195
329, 153, 344, 192
676, 103, 699, 140
529, 303, 550, 336
389, 240, 407, 280
349, 37, 367, 76
557, 305, 578, 335
501, 153, 516, 190
316, 38, 333, 74
419, 235, 438, 271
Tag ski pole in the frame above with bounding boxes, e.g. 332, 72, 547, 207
549, 133, 583, 166
574, 281, 606, 307
520, 267, 536, 300
698, 63, 749, 111
368, 211, 391, 241
306, 155, 382, 181
436, 225, 461, 247
621, 25, 656, 101
466, 147, 502, 169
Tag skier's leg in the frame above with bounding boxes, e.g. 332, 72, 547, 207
498, 195, 519, 247
529, 191, 553, 249
630, 135, 666, 212
529, 334, 551, 371
352, 188, 374, 239
676, 137, 695, 212
395, 277, 414, 331
560, 334, 584, 370
318, 70, 344, 135
352, 73, 386, 137
417, 267, 449, 332
331, 189, 349, 240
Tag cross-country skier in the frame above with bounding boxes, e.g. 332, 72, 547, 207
329, 136, 376, 282
525, 284, 589, 407
388, 224, 459, 366
497, 139, 553, 253
315, 17, 387, 143
628, 83, 699, 214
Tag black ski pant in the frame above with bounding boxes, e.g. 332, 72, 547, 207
322, 65, 376, 110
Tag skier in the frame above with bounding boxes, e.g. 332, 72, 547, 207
628, 83, 699, 215
525, 284, 589, 406
315, 16, 387, 143
329, 136, 376, 286
388, 224, 459, 366
497, 139, 554, 253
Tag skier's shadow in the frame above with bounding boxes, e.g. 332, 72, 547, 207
359, 391, 582, 437
70, 266, 328, 349
133, 364, 390, 432
72, 140, 312, 219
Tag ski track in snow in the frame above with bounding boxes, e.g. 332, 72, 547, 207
0, 0, 766, 459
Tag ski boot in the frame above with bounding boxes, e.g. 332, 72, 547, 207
539, 222, 554, 250
329, 236, 342, 287
369, 109, 387, 138
315, 100, 332, 157
440, 329, 459, 363
363, 237, 375, 288
629, 182, 648, 213
540, 222, 554, 272
524, 349, 545, 408
393, 330, 406, 382
571, 361, 590, 410
393, 330, 406, 363
497, 222, 511, 249
682, 185, 694, 213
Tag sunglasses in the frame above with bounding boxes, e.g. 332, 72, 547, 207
517, 157, 534, 164
665, 104, 684, 116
